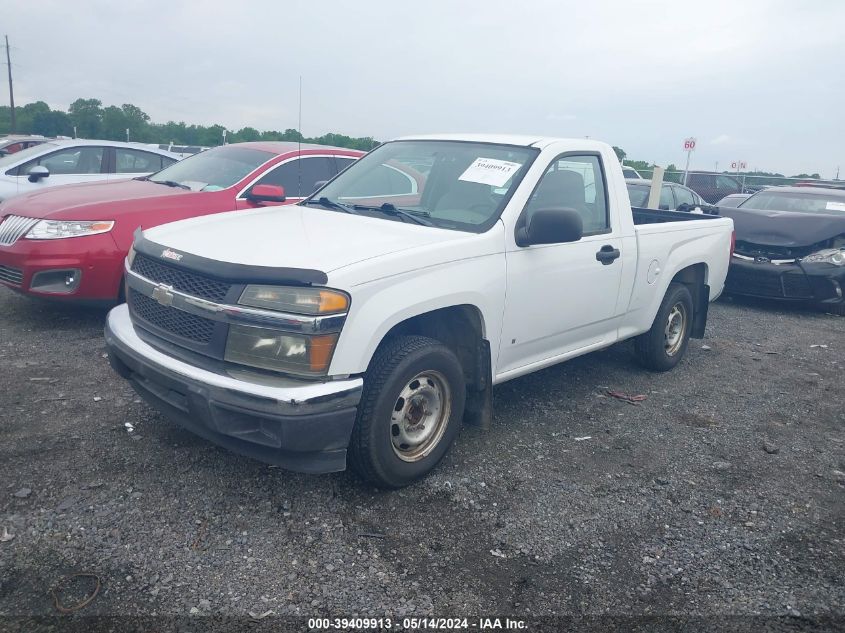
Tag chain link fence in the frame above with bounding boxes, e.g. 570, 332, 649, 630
624, 168, 844, 204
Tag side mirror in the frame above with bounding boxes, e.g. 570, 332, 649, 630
516, 208, 583, 247
28, 165, 50, 183
246, 184, 286, 203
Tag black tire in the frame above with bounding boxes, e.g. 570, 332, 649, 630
348, 335, 466, 488
818, 303, 845, 316
634, 282, 694, 372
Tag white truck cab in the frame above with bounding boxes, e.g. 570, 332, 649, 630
105, 134, 734, 487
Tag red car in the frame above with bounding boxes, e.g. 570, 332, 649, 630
0, 142, 363, 303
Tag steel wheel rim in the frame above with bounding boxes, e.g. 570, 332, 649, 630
390, 370, 451, 462
664, 303, 687, 356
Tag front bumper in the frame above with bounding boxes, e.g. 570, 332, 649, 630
725, 256, 845, 304
0, 230, 123, 301
105, 304, 363, 474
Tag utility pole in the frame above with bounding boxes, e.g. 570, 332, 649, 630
5, 35, 15, 133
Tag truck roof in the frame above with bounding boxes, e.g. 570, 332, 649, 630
394, 133, 611, 151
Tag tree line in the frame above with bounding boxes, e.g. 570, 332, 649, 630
0, 98, 380, 151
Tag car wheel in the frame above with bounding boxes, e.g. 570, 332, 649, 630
634, 282, 694, 371
348, 335, 466, 488
819, 303, 845, 316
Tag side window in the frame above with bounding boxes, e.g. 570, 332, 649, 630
659, 185, 675, 209
254, 157, 334, 198
115, 149, 165, 174
526, 154, 608, 234
31, 147, 105, 175
334, 157, 356, 175
673, 185, 695, 206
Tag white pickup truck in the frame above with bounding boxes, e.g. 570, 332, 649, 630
105, 134, 734, 487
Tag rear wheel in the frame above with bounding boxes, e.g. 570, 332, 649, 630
348, 335, 466, 488
818, 303, 845, 316
634, 283, 694, 371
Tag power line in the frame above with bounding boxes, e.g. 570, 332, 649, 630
5, 35, 15, 133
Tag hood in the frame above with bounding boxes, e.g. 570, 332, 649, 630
142, 205, 475, 274
721, 206, 845, 248
0, 179, 194, 220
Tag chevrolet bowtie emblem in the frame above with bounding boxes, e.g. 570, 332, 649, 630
152, 284, 175, 307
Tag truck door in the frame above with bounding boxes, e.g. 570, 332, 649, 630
497, 153, 625, 377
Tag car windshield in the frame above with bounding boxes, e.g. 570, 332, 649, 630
147, 145, 274, 191
0, 142, 58, 170
311, 140, 539, 232
739, 191, 845, 215
626, 184, 650, 206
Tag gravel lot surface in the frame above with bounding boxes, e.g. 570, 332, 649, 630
0, 287, 843, 628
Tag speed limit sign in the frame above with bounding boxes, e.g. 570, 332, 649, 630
683, 137, 697, 151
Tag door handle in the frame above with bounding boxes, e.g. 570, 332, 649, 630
596, 245, 621, 265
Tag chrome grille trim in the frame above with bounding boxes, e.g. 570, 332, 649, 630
0, 215, 39, 246
125, 265, 347, 334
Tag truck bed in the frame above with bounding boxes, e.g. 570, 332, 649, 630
632, 206, 721, 225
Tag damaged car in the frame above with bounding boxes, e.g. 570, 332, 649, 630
720, 186, 845, 313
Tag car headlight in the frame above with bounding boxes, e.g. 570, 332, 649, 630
238, 285, 349, 314
802, 248, 845, 266
25, 219, 115, 240
225, 285, 350, 376
225, 326, 338, 376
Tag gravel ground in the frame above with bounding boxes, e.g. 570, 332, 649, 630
0, 286, 843, 628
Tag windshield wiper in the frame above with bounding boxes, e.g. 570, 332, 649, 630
150, 179, 191, 190
302, 196, 361, 214
351, 203, 433, 226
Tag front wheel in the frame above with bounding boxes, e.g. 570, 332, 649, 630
348, 335, 466, 488
634, 282, 694, 371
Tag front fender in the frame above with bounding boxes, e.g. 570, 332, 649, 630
327, 253, 506, 376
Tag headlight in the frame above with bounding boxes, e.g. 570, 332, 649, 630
239, 285, 349, 315
25, 219, 115, 240
224, 325, 338, 376
802, 248, 845, 266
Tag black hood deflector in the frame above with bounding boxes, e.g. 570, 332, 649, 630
720, 207, 845, 247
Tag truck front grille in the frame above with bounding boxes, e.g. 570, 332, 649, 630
0, 264, 24, 286
0, 215, 39, 246
129, 288, 215, 343
131, 254, 230, 302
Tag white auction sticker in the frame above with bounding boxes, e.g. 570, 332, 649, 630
458, 157, 522, 187
825, 201, 845, 212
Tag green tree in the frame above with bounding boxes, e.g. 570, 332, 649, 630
612, 146, 626, 162
32, 110, 72, 137
68, 98, 104, 138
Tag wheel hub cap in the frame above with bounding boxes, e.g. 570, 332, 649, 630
664, 303, 686, 356
390, 371, 451, 462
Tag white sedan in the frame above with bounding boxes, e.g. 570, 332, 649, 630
0, 139, 181, 202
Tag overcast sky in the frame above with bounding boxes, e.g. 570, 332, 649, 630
6, 0, 844, 176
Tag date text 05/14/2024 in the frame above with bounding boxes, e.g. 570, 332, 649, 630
308, 617, 528, 630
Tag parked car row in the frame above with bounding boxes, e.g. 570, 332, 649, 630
0, 142, 362, 300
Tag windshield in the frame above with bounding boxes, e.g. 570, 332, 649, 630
311, 140, 539, 231
148, 145, 274, 191
0, 142, 58, 170
739, 191, 845, 215
626, 184, 649, 207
